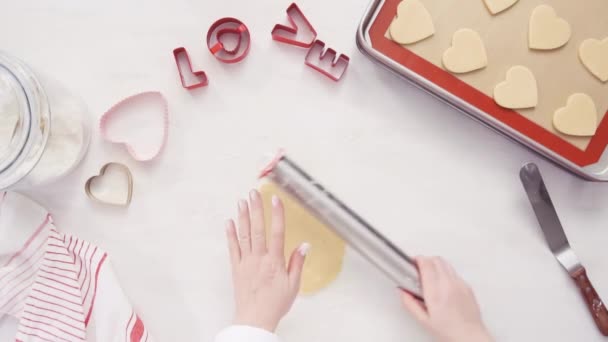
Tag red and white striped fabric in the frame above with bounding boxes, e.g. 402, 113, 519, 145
0, 192, 152, 342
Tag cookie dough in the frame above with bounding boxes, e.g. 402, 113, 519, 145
259, 182, 346, 295
389, 0, 434, 45
483, 0, 519, 15
529, 5, 571, 50
579, 38, 608, 82
493, 66, 538, 109
442, 28, 488, 73
553, 93, 598, 137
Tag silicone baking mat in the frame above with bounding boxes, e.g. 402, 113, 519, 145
369, 0, 608, 167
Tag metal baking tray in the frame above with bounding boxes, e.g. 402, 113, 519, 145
357, 0, 608, 181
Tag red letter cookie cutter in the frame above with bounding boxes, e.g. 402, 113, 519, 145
271, 3, 317, 48
305, 40, 350, 81
207, 18, 251, 64
173, 47, 209, 89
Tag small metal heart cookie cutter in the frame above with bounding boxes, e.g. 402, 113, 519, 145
85, 163, 133, 207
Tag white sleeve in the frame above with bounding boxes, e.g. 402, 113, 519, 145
214, 325, 280, 342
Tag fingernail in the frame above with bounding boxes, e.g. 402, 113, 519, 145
272, 195, 280, 207
249, 189, 258, 202
298, 243, 311, 256
238, 200, 247, 212
225, 220, 233, 231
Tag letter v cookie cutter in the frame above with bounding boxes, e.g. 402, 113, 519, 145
305, 40, 350, 81
271, 3, 317, 48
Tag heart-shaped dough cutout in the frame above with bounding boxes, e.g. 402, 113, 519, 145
494, 66, 538, 109
553, 93, 598, 137
389, 0, 434, 45
442, 29, 488, 73
483, 0, 519, 15
579, 38, 608, 83
85, 163, 133, 206
100, 92, 168, 162
529, 5, 571, 50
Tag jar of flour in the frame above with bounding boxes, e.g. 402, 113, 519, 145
0, 52, 91, 190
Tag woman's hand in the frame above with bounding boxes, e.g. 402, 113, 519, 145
225, 190, 309, 333
401, 256, 493, 342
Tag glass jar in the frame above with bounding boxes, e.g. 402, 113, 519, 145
0, 52, 91, 190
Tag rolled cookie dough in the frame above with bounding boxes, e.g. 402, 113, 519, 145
260, 182, 346, 295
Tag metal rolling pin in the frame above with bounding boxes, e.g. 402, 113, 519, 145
260, 153, 422, 298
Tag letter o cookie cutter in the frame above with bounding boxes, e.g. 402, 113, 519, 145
207, 18, 251, 64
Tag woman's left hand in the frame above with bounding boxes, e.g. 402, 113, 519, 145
225, 189, 309, 333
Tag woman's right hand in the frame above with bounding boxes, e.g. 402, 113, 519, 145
400, 256, 493, 342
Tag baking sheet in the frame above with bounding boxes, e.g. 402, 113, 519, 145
368, 0, 608, 168
386, 0, 608, 150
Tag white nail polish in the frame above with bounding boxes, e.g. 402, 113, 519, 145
238, 200, 247, 212
272, 195, 280, 206
298, 243, 311, 256
249, 190, 258, 202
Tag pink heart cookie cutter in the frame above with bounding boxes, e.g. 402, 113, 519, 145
99, 91, 169, 162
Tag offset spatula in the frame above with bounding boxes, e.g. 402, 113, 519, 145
520, 163, 608, 336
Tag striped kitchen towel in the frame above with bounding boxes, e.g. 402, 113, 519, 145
0, 192, 152, 342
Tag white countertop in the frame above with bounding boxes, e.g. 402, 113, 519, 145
2, 0, 608, 341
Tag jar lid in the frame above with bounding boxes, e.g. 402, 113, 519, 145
0, 53, 50, 190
